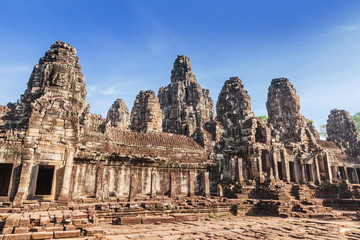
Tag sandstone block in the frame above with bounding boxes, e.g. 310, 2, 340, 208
45, 227, 63, 232
31, 231, 54, 239
14, 227, 28, 234
54, 230, 80, 239
83, 227, 104, 236
4, 217, 19, 227
0, 208, 11, 213
172, 214, 199, 222
141, 216, 175, 224
19, 217, 30, 227
3, 233, 31, 240
1, 228, 13, 235
115, 217, 142, 225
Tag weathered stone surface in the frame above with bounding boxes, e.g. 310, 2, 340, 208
266, 78, 317, 149
216, 77, 254, 137
31, 232, 54, 240
327, 109, 360, 157
266, 78, 307, 142
130, 90, 162, 133
13, 41, 86, 206
3, 233, 31, 240
54, 230, 80, 239
106, 99, 130, 129
307, 121, 320, 139
158, 55, 214, 137
141, 216, 175, 224
115, 217, 142, 225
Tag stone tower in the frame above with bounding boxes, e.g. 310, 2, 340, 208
266, 78, 307, 142
158, 55, 214, 136
130, 90, 162, 133
216, 77, 254, 137
14, 41, 87, 206
106, 99, 130, 129
327, 109, 360, 157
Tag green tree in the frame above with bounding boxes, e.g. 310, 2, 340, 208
353, 112, 360, 133
306, 119, 313, 124
259, 115, 268, 124
319, 124, 327, 139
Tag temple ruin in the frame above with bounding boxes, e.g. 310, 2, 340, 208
1, 41, 360, 239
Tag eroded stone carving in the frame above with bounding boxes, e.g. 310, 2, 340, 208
327, 109, 360, 157
158, 55, 214, 137
106, 99, 130, 129
130, 90, 162, 133
216, 77, 254, 138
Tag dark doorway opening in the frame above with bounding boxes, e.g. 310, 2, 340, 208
356, 169, 360, 183
289, 162, 295, 182
339, 167, 346, 180
277, 162, 283, 180
0, 163, 13, 196
305, 164, 313, 182
347, 168, 357, 184
261, 151, 267, 173
35, 165, 54, 195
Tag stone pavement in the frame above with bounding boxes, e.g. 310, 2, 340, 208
104, 215, 360, 240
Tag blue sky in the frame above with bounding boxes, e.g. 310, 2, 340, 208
1, 1, 360, 132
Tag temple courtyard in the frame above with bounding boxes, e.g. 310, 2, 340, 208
104, 214, 360, 240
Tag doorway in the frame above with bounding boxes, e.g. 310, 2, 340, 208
0, 163, 13, 196
289, 162, 295, 182
35, 165, 54, 195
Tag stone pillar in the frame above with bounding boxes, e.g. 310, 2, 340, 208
150, 169, 157, 198
344, 167, 349, 181
13, 148, 35, 207
203, 172, 210, 197
281, 152, 290, 183
170, 172, 176, 199
96, 161, 105, 200
265, 152, 274, 180
323, 153, 333, 182
301, 164, 307, 184
217, 184, 223, 197
353, 168, 359, 184
293, 158, 300, 184
257, 156, 265, 183
59, 147, 76, 205
128, 173, 137, 201
313, 157, 321, 185
236, 157, 244, 182
272, 150, 279, 180
188, 171, 195, 197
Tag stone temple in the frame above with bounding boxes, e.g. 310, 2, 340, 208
0, 41, 360, 239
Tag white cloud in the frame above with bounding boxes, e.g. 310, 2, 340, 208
340, 25, 357, 32
324, 24, 358, 36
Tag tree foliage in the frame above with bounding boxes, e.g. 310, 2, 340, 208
259, 115, 268, 124
319, 124, 327, 139
353, 112, 360, 133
